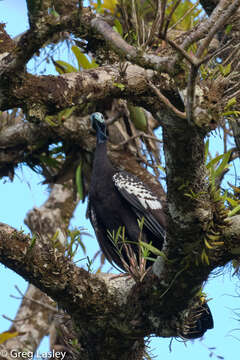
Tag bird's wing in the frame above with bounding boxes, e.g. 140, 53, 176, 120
112, 171, 166, 239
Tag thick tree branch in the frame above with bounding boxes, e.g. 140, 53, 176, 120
0, 7, 83, 75
90, 17, 179, 76
0, 64, 172, 115
154, 111, 233, 309
0, 122, 56, 148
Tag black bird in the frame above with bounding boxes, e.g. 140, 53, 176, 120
88, 112, 166, 271
88, 112, 213, 338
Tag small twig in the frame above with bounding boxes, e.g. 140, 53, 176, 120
163, 0, 182, 36
159, 0, 167, 35
226, 89, 240, 100
196, 0, 240, 59
221, 42, 239, 66
105, 114, 121, 126
224, 82, 240, 97
2, 314, 34, 323
111, 132, 162, 150
198, 40, 233, 66
143, 134, 163, 142
166, 36, 198, 65
144, 0, 164, 48
12, 285, 59, 313
167, 0, 199, 34
186, 64, 199, 122
132, 0, 140, 47
148, 81, 187, 119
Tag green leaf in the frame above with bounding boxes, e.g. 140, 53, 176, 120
72, 45, 98, 69
214, 150, 232, 178
113, 82, 125, 91
0, 331, 19, 345
204, 139, 210, 162
72, 46, 92, 69
128, 105, 147, 131
76, 161, 84, 200
57, 106, 76, 122
51, 230, 60, 244
44, 115, 59, 127
113, 19, 123, 35
206, 153, 225, 169
225, 24, 232, 34
222, 111, 240, 116
223, 63, 231, 76
48, 7, 60, 18
139, 241, 167, 259
54, 60, 78, 74
225, 97, 236, 110
226, 197, 239, 207
29, 234, 37, 250
228, 204, 240, 217
137, 217, 145, 231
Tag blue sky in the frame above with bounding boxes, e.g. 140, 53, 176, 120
1, 1, 239, 359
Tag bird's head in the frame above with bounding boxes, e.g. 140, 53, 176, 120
90, 112, 107, 143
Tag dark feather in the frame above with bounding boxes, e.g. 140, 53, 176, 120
88, 113, 166, 270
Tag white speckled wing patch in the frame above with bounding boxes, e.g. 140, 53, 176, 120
113, 172, 162, 210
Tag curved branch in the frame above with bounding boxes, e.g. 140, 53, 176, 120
1, 8, 83, 75
90, 17, 178, 75
0, 222, 108, 320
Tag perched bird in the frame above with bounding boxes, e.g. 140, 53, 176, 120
88, 112, 166, 271
88, 112, 213, 338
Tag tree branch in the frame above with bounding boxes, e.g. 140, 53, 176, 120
182, 0, 239, 50
0, 7, 83, 75
90, 17, 178, 75
196, 0, 240, 59
0, 64, 175, 119
0, 285, 55, 359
